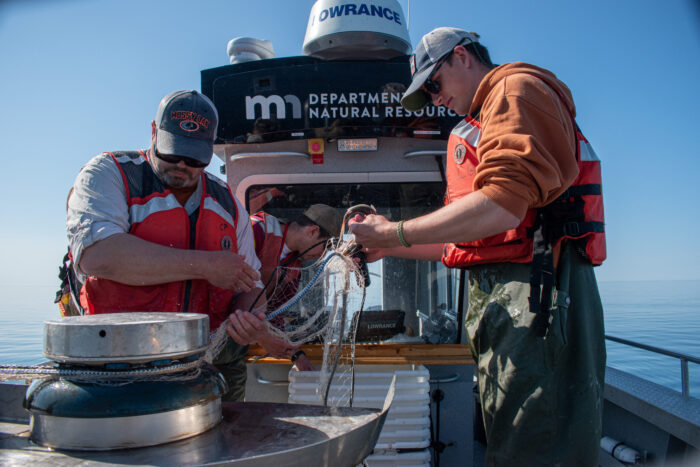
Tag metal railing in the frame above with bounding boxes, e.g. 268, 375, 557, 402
605, 334, 700, 397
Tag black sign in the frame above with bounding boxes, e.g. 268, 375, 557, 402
201, 56, 461, 143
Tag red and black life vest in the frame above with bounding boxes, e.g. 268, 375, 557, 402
80, 150, 239, 330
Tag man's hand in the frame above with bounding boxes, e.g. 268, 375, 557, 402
348, 213, 398, 248
362, 247, 388, 263
202, 252, 260, 292
225, 310, 293, 358
226, 310, 268, 345
349, 216, 444, 262
257, 332, 294, 359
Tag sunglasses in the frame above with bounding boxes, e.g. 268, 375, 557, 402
423, 51, 453, 95
154, 151, 208, 168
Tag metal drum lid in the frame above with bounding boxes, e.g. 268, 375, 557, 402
44, 312, 209, 364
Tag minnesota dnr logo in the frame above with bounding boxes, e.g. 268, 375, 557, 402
221, 235, 233, 250
454, 144, 466, 165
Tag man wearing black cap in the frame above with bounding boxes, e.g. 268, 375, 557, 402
67, 90, 291, 401
350, 28, 606, 466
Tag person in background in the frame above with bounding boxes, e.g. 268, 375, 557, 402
56, 187, 84, 317
66, 90, 294, 401
250, 204, 342, 370
350, 27, 606, 466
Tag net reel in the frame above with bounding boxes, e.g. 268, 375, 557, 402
24, 313, 226, 451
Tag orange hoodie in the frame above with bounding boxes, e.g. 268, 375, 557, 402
470, 62, 580, 219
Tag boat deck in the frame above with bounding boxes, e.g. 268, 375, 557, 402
0, 399, 386, 466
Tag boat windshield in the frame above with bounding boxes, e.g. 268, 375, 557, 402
246, 181, 460, 345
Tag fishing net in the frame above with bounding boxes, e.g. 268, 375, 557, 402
198, 214, 368, 406
258, 236, 368, 406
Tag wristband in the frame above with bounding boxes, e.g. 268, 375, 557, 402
290, 349, 306, 363
397, 220, 411, 248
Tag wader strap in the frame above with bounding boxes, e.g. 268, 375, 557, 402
529, 210, 555, 337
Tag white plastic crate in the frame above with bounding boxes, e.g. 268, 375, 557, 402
364, 449, 431, 466
376, 426, 431, 449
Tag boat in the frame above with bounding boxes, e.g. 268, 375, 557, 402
2, 0, 699, 465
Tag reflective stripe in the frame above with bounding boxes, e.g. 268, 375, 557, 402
129, 194, 181, 225
451, 119, 480, 147
203, 196, 235, 226
258, 214, 284, 236
115, 153, 148, 165
580, 141, 600, 161
251, 213, 284, 236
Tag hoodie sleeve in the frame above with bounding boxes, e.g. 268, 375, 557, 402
474, 73, 579, 219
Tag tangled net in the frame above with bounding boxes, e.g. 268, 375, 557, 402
248, 232, 369, 406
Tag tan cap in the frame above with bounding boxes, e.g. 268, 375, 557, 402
402, 27, 480, 111
303, 204, 342, 238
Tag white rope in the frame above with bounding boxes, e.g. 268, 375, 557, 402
0, 360, 203, 383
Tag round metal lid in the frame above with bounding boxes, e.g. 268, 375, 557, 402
43, 313, 209, 364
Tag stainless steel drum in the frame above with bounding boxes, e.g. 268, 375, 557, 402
26, 312, 224, 450
43, 312, 209, 364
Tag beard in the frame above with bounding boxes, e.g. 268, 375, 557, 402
149, 140, 200, 189
158, 166, 198, 188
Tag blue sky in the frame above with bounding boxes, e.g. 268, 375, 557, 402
0, 0, 699, 304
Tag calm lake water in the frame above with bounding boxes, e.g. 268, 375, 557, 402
1, 280, 699, 397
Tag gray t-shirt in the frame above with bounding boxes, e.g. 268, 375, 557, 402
67, 152, 262, 287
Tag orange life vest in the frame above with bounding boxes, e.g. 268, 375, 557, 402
442, 113, 606, 269
251, 212, 301, 313
80, 151, 240, 330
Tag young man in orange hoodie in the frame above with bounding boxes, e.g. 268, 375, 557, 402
350, 27, 606, 466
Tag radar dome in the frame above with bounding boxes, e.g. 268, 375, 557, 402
303, 0, 411, 60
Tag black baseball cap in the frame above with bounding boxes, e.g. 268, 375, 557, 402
154, 90, 219, 164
